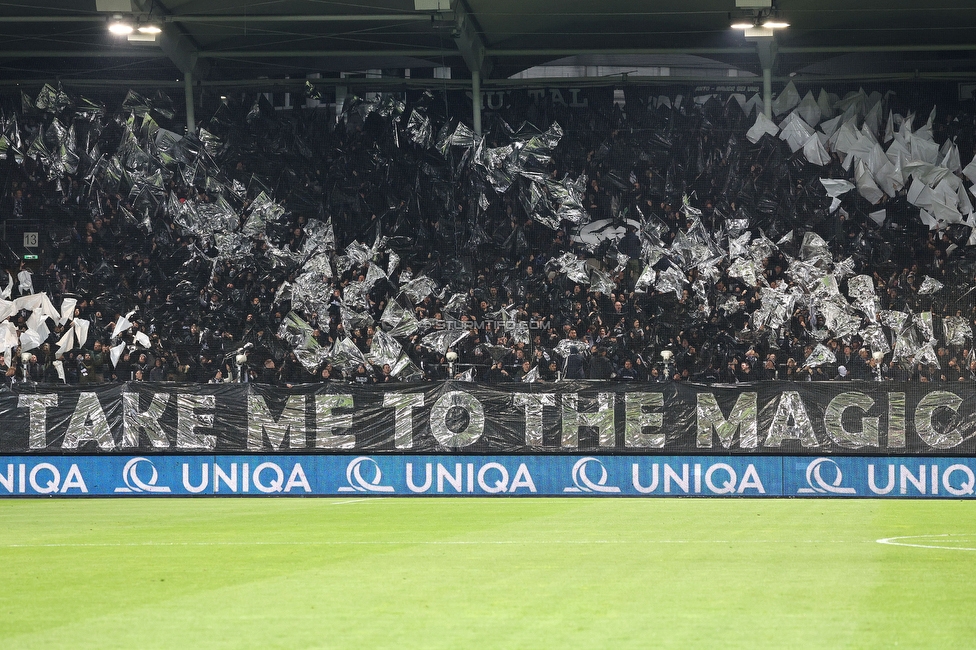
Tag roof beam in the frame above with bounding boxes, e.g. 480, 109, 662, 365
156, 30, 202, 77
1, 43, 974, 61
0, 14, 428, 23
488, 44, 976, 56
451, 1, 491, 77
3, 70, 973, 90
780, 44, 976, 54
0, 49, 457, 59
130, 0, 208, 78
488, 48, 750, 56
198, 49, 457, 58
0, 50, 167, 58
169, 14, 428, 23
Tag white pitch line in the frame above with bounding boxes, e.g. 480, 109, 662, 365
876, 534, 976, 552
330, 498, 384, 505
1, 539, 867, 549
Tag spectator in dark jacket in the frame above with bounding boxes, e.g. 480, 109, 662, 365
617, 359, 638, 381
258, 358, 278, 384
588, 347, 614, 380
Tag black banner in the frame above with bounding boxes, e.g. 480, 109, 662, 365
2, 381, 976, 455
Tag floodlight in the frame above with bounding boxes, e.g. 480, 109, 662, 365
730, 4, 788, 32
108, 16, 133, 35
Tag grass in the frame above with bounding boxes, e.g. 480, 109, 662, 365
1, 498, 975, 648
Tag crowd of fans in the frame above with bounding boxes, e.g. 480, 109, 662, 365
0, 83, 974, 387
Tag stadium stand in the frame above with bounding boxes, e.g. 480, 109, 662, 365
0, 81, 973, 387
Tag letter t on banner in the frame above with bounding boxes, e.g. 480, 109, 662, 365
383, 393, 424, 449
18, 394, 58, 450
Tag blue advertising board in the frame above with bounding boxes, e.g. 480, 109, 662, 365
2, 454, 975, 498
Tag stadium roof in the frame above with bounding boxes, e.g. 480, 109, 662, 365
0, 1, 973, 89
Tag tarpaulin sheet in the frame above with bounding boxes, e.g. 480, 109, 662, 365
3, 380, 976, 455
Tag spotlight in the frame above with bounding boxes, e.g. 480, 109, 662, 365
108, 16, 133, 35
137, 24, 162, 34
730, 5, 788, 31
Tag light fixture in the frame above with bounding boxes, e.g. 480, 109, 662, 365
731, 18, 788, 30
109, 22, 133, 35
761, 10, 789, 29
129, 21, 160, 42
729, 4, 788, 31
108, 15, 133, 35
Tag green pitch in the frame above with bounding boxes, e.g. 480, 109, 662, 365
2, 498, 975, 649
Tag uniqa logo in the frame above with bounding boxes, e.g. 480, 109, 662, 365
564, 457, 621, 493
114, 457, 171, 493
798, 458, 857, 495
338, 456, 395, 493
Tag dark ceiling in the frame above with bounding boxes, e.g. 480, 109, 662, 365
0, 0, 972, 89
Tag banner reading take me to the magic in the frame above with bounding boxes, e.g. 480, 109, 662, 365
1, 381, 974, 455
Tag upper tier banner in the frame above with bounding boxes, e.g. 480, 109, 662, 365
2, 381, 974, 455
